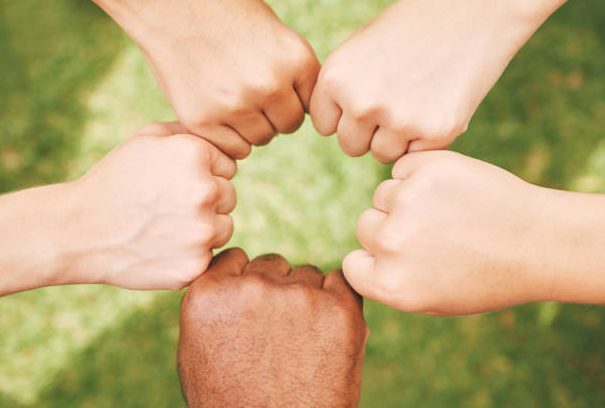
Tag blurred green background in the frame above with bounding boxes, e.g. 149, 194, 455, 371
1, 0, 605, 407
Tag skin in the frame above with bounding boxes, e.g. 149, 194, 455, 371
93, 0, 320, 159
0, 122, 237, 296
178, 248, 368, 408
344, 151, 605, 315
310, 0, 567, 163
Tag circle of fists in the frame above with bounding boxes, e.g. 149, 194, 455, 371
91, 0, 539, 315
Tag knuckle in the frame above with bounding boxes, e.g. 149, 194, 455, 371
326, 299, 355, 326
239, 276, 271, 306
426, 115, 465, 142
319, 64, 343, 92
374, 270, 405, 303
348, 101, 380, 121
219, 92, 247, 114
182, 254, 210, 282
393, 187, 410, 207
197, 180, 220, 206
287, 285, 316, 308
168, 134, 208, 158
290, 46, 318, 74
253, 76, 284, 100
196, 224, 216, 247
374, 225, 404, 254
179, 108, 212, 130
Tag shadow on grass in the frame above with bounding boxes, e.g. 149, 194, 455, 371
26, 292, 605, 408
361, 303, 605, 407
0, 0, 125, 192
35, 292, 185, 408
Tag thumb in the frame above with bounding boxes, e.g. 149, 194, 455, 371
342, 249, 377, 300
309, 75, 341, 136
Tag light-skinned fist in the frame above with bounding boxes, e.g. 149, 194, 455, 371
344, 151, 555, 315
62, 122, 237, 290
95, 0, 320, 159
311, 0, 564, 163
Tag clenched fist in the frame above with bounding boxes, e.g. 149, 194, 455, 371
63, 123, 237, 290
179, 248, 368, 408
95, 0, 320, 159
311, 0, 565, 163
344, 151, 556, 315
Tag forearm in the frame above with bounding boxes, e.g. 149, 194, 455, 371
0, 183, 76, 296
91, 0, 225, 47
532, 187, 605, 305
91, 0, 160, 45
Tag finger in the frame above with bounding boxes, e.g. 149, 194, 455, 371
190, 124, 252, 160
294, 51, 321, 112
203, 247, 249, 278
356, 208, 388, 252
214, 176, 237, 214
211, 214, 234, 248
229, 112, 276, 146
243, 254, 291, 280
287, 265, 324, 288
309, 81, 342, 136
336, 114, 376, 157
370, 127, 409, 164
323, 269, 363, 311
264, 89, 305, 134
407, 138, 451, 153
392, 153, 423, 180
342, 249, 378, 301
138, 121, 189, 137
372, 179, 403, 213
206, 142, 238, 180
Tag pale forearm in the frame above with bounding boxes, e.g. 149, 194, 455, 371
0, 183, 76, 296
91, 0, 159, 45
534, 188, 605, 305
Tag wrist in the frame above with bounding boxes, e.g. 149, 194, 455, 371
513, 0, 568, 24
91, 0, 168, 49
530, 188, 605, 305
0, 183, 78, 295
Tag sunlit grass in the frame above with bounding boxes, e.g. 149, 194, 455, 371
1, 0, 605, 407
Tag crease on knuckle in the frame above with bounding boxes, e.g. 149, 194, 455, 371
374, 225, 404, 254
198, 180, 220, 207
349, 102, 381, 122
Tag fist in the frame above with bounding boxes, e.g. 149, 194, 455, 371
66, 122, 237, 290
178, 248, 368, 408
139, 0, 320, 159
344, 151, 550, 315
311, 0, 537, 163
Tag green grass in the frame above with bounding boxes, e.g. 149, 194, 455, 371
1, 0, 605, 407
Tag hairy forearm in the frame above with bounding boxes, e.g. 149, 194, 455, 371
0, 184, 76, 295
534, 188, 605, 305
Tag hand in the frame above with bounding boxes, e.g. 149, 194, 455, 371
178, 248, 368, 408
62, 122, 237, 290
95, 0, 320, 159
311, 0, 565, 163
343, 151, 555, 315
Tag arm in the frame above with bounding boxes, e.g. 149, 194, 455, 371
344, 151, 605, 315
178, 248, 368, 407
0, 183, 75, 295
0, 122, 236, 297
310, 0, 567, 163
91, 0, 320, 159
